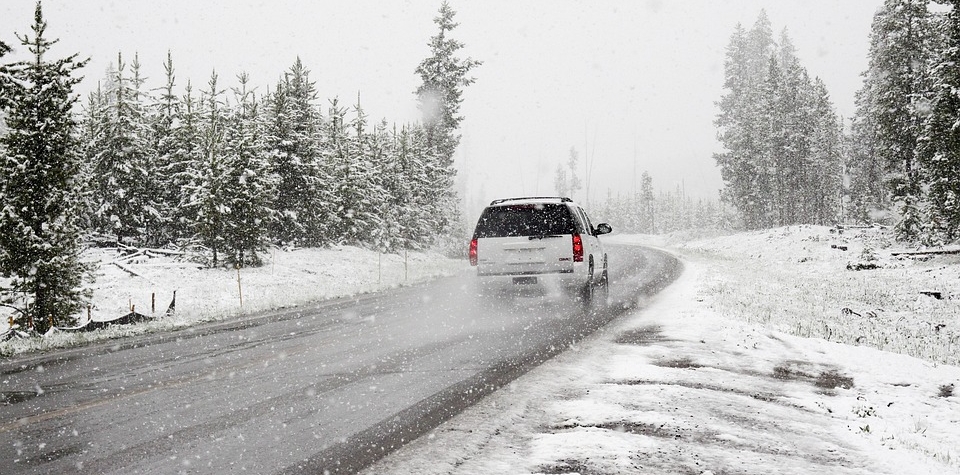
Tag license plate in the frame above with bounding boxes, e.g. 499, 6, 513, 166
513, 276, 537, 285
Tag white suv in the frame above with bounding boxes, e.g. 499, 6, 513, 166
469, 197, 612, 306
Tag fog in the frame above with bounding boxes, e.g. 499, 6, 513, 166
0, 0, 882, 219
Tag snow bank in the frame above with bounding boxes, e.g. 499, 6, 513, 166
364, 226, 960, 474
661, 225, 960, 366
0, 245, 466, 356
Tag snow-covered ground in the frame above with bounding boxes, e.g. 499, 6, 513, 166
3, 226, 959, 473
363, 226, 960, 474
0, 245, 465, 356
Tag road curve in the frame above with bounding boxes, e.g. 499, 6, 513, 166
0, 243, 680, 474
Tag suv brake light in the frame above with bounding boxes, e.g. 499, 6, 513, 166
469, 238, 478, 266
572, 234, 583, 262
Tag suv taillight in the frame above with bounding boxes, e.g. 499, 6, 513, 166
572, 234, 583, 262
469, 238, 478, 266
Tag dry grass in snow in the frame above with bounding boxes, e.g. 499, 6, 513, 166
669, 225, 960, 366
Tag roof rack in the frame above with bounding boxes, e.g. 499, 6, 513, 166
489, 196, 573, 206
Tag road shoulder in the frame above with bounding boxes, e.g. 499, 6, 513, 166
362, 253, 960, 474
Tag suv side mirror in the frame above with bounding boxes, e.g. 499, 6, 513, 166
595, 223, 612, 235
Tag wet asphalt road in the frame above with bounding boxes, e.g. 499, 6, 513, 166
0, 244, 680, 474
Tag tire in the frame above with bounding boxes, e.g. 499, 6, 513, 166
596, 270, 609, 309
579, 278, 595, 309
578, 257, 596, 310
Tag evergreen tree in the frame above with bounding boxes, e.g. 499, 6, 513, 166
128, 55, 165, 245
87, 52, 159, 245
552, 148, 582, 200
759, 54, 789, 226
714, 16, 775, 229
0, 2, 88, 332
639, 171, 655, 233
716, 11, 843, 230
363, 119, 394, 250
220, 73, 276, 266
0, 39, 11, 109
918, 0, 960, 242
415, 1, 481, 159
414, 1, 480, 238
329, 96, 386, 246
263, 59, 334, 246
847, 87, 889, 224
184, 71, 228, 265
77, 83, 107, 233
415, 120, 459, 244
392, 124, 434, 249
808, 78, 844, 225
859, 0, 936, 239
553, 163, 569, 197
372, 123, 405, 252
566, 147, 582, 200
169, 81, 202, 240
152, 51, 192, 243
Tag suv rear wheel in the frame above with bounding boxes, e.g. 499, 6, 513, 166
579, 255, 610, 312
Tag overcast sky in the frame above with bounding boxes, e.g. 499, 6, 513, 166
0, 0, 883, 219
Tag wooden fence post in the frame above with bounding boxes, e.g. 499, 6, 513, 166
236, 266, 243, 308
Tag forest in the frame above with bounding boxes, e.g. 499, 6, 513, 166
610, 1, 960, 240
0, 2, 479, 332
711, 0, 960, 243
4, 0, 960, 331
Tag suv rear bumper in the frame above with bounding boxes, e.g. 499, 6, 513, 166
475, 268, 573, 277
475, 267, 587, 296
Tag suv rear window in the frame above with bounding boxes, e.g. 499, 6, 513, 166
473, 204, 576, 238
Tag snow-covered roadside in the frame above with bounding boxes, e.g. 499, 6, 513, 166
0, 245, 466, 356
363, 228, 960, 474
674, 225, 960, 367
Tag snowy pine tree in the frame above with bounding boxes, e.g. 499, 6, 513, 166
640, 171, 656, 233
77, 84, 107, 233
714, 17, 774, 229
855, 0, 936, 239
917, 0, 960, 242
0, 3, 89, 332
364, 119, 396, 251
184, 72, 229, 265
415, 1, 480, 242
415, 1, 480, 161
0, 39, 11, 109
151, 51, 193, 243
807, 78, 844, 225
220, 73, 276, 266
716, 12, 843, 230
167, 80, 203, 241
263, 59, 335, 246
329, 97, 387, 246
87, 53, 160, 245
847, 86, 889, 224
391, 124, 434, 249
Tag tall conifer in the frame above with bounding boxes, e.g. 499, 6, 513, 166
918, 0, 960, 242
0, 2, 88, 332
415, 2, 480, 243
220, 73, 276, 266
